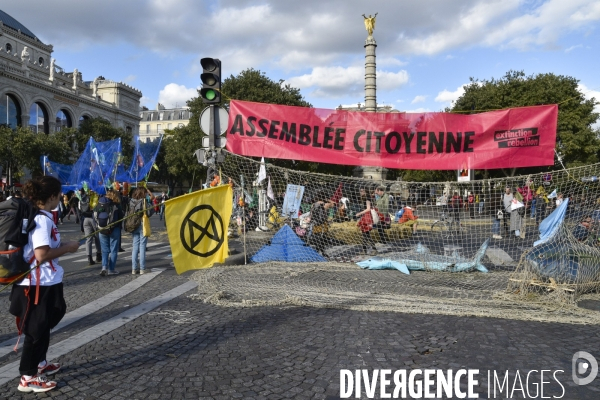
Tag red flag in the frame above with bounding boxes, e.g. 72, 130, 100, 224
330, 182, 343, 204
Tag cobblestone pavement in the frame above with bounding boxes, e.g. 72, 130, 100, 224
0, 217, 598, 399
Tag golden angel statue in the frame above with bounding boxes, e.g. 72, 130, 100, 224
362, 13, 378, 37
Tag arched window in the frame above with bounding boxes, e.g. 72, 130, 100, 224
79, 115, 90, 123
55, 109, 72, 131
0, 94, 21, 128
5, 43, 12, 53
29, 102, 49, 134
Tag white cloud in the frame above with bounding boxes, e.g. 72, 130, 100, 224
403, 107, 432, 113
565, 44, 583, 52
411, 95, 427, 104
286, 66, 408, 98
435, 85, 467, 104
123, 74, 136, 83
579, 83, 600, 128
157, 83, 198, 108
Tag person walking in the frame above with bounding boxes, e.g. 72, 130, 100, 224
79, 188, 101, 265
96, 190, 123, 276
467, 192, 475, 218
10, 176, 79, 393
128, 187, 151, 274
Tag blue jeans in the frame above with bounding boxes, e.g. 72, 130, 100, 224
99, 227, 121, 271
131, 225, 148, 271
492, 219, 500, 235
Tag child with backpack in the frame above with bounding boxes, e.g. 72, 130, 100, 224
125, 187, 153, 274
9, 176, 79, 393
94, 190, 123, 276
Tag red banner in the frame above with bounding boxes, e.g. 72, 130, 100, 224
226, 100, 557, 170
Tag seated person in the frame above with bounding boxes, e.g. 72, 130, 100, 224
334, 197, 351, 222
572, 215, 593, 242
397, 205, 418, 234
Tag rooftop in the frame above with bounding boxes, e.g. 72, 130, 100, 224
0, 9, 42, 43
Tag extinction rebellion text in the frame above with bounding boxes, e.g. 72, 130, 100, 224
340, 369, 565, 399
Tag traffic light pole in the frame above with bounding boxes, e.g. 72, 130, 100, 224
205, 105, 218, 187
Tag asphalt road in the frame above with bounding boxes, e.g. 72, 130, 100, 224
0, 215, 598, 399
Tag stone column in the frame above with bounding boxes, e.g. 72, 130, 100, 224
20, 113, 29, 129
364, 36, 377, 112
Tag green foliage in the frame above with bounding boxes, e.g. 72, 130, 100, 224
452, 70, 600, 174
221, 68, 312, 108
163, 125, 203, 184
0, 126, 73, 177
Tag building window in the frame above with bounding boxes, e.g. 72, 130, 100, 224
79, 115, 90, 123
167, 123, 172, 129
147, 114, 152, 121
159, 112, 164, 121
0, 94, 21, 128
146, 124, 150, 133
55, 109, 72, 131
156, 124, 161, 133
38, 57, 44, 66
167, 112, 172, 120
126, 126, 132, 134
29, 102, 49, 134
179, 111, 185, 119
5, 43, 12, 53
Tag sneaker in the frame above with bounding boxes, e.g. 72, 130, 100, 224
107, 270, 119, 275
18, 375, 57, 393
100, 269, 107, 276
132, 270, 138, 275
139, 270, 145, 275
96, 254, 102, 263
38, 362, 60, 376
118, 248, 125, 253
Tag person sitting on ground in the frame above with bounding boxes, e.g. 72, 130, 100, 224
573, 215, 593, 242
397, 204, 419, 234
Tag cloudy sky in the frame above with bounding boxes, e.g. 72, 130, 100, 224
5, 0, 600, 113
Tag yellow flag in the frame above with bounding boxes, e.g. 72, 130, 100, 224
165, 185, 232, 274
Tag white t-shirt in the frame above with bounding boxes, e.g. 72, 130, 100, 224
19, 210, 64, 286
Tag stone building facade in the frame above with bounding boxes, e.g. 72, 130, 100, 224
139, 103, 192, 142
0, 9, 141, 134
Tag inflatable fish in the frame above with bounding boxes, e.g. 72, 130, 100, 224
356, 258, 410, 275
357, 240, 490, 274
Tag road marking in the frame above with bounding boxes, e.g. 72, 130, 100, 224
59, 242, 164, 261
0, 269, 165, 358
0, 278, 197, 386
122, 246, 172, 260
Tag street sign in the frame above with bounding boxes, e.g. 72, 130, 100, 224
199, 106, 229, 135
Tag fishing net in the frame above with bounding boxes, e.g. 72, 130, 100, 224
190, 150, 600, 323
43, 136, 161, 194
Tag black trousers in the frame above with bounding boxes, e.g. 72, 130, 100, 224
10, 283, 66, 376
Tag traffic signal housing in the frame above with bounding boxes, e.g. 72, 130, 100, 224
200, 58, 221, 104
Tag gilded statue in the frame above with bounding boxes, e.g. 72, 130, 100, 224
362, 13, 377, 37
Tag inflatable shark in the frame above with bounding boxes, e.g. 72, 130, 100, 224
357, 239, 490, 274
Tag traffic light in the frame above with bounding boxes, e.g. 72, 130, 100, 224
200, 57, 221, 104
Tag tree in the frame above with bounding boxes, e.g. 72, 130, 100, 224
0, 126, 74, 180
451, 70, 600, 176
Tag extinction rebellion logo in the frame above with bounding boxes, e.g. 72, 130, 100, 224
495, 127, 540, 148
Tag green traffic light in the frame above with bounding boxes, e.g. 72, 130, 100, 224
205, 90, 216, 100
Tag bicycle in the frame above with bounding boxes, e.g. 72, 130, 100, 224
430, 209, 464, 239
